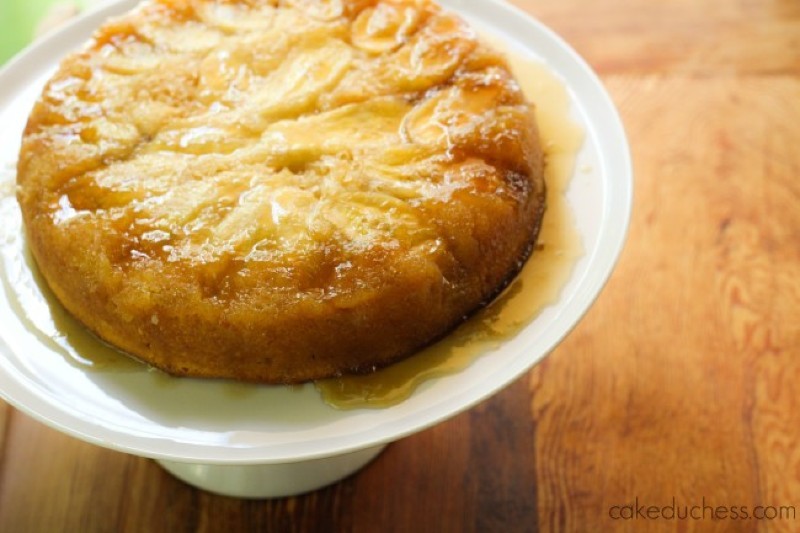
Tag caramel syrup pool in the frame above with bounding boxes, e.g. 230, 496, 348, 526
0, 170, 141, 372
0, 47, 584, 409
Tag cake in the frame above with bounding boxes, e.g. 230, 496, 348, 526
16, 0, 545, 383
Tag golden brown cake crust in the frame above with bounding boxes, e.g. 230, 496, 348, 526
17, 0, 545, 383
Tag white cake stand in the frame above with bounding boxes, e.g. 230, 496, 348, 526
0, 0, 632, 498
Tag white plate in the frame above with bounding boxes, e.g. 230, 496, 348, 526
0, 0, 632, 465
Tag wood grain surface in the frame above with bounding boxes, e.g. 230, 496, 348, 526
1, 0, 799, 531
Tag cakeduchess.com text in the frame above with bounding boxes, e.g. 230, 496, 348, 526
608, 497, 796, 522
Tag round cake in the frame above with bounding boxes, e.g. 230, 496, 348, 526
17, 0, 545, 383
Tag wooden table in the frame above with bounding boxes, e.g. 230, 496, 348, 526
1, 0, 798, 531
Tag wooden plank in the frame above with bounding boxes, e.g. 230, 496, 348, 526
508, 0, 800, 75
529, 74, 800, 531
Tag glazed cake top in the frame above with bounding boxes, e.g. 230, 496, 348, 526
18, 0, 543, 302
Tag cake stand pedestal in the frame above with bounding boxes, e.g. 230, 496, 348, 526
157, 443, 388, 498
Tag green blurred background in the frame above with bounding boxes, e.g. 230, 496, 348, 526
0, 0, 97, 65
